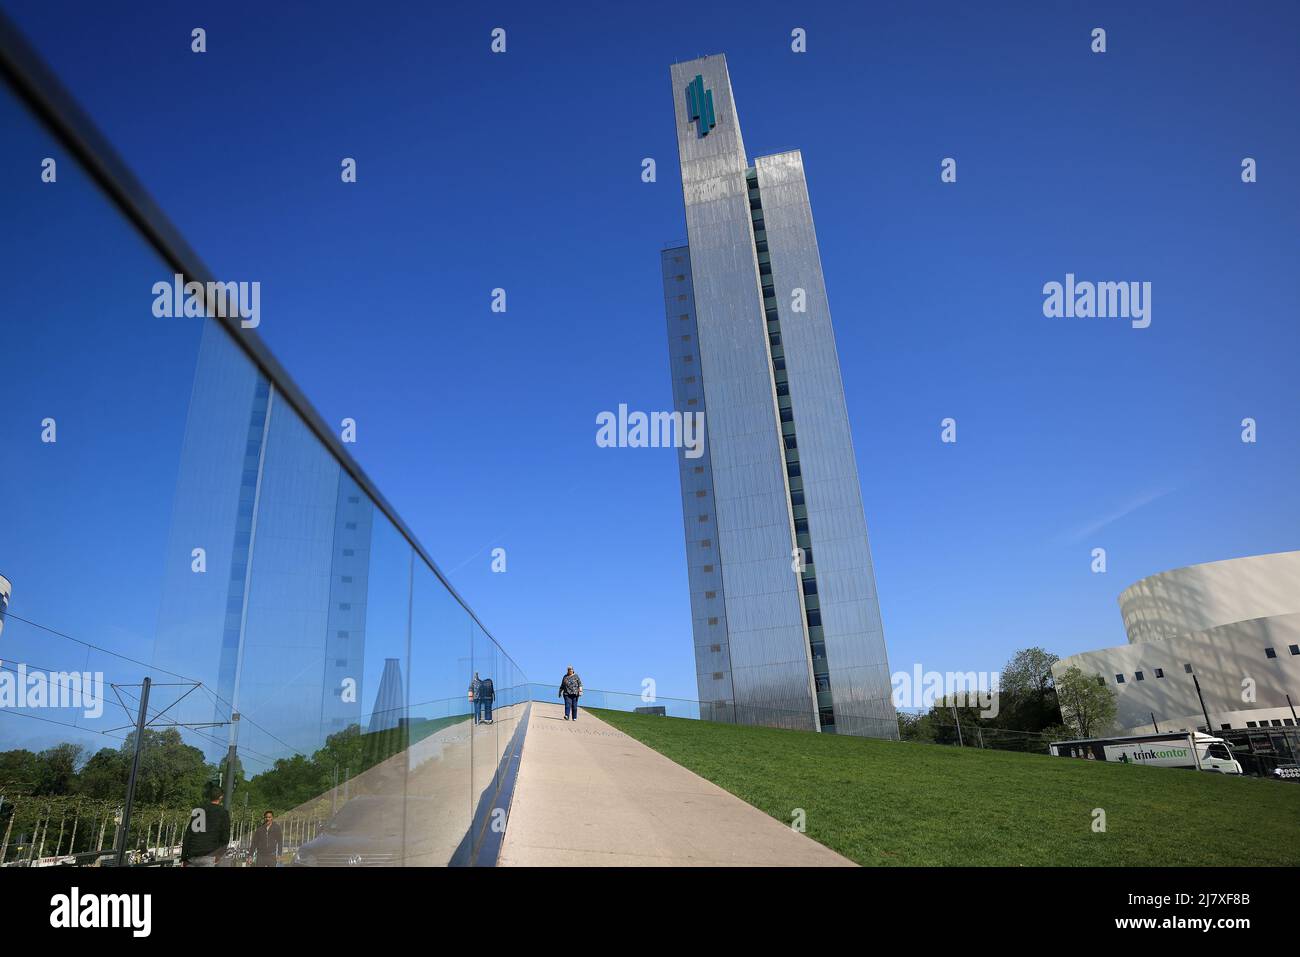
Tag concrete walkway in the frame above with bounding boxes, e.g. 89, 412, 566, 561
498, 702, 854, 866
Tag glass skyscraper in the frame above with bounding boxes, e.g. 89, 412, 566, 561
661, 54, 897, 739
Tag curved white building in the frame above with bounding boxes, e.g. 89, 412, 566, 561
1054, 551, 1300, 735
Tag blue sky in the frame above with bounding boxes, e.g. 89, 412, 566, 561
2, 0, 1298, 710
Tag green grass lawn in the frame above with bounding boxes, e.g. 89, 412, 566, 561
589, 708, 1300, 866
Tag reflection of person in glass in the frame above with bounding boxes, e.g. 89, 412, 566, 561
559, 666, 583, 722
181, 784, 230, 867
249, 810, 283, 867
478, 674, 494, 724
469, 672, 483, 724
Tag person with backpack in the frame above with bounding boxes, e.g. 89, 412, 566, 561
558, 666, 583, 721
180, 783, 230, 867
478, 674, 495, 724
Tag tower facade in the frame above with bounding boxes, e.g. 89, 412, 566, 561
661, 54, 897, 738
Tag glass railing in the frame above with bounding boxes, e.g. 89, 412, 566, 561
522, 683, 899, 738
0, 19, 526, 868
525, 683, 702, 719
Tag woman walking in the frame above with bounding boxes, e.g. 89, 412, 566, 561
559, 666, 583, 721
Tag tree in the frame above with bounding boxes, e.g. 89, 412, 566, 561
0, 749, 41, 791
1055, 666, 1117, 738
116, 729, 211, 808
33, 743, 83, 795
251, 754, 328, 809
897, 711, 937, 742
1000, 647, 1060, 733
1038, 723, 1075, 744
78, 748, 128, 800
926, 694, 989, 746
313, 725, 366, 782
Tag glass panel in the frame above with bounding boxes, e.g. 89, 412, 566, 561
0, 77, 213, 864
405, 560, 472, 865
470, 624, 497, 816
0, 74, 526, 867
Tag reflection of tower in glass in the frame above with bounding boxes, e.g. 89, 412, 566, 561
368, 657, 405, 734
217, 377, 272, 708
0, 574, 11, 641
321, 474, 374, 736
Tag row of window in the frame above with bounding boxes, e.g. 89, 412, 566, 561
671, 283, 731, 654
1111, 667, 1167, 684
324, 484, 364, 702
748, 167, 834, 729
1110, 645, 1300, 684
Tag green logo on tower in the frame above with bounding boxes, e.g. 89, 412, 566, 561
686, 74, 716, 136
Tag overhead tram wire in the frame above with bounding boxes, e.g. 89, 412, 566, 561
0, 653, 275, 764
0, 677, 282, 772
1, 613, 309, 763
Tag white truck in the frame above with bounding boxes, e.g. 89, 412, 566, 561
1049, 731, 1242, 774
